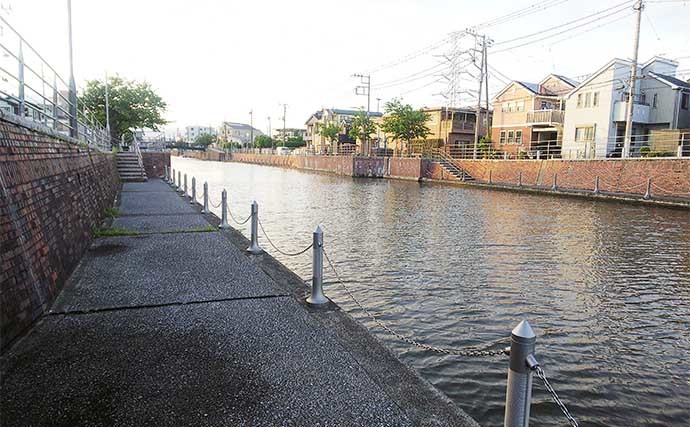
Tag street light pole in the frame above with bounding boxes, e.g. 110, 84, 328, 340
67, 0, 77, 138
268, 116, 273, 151
249, 109, 254, 150
280, 103, 287, 147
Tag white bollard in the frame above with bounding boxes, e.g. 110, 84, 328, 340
246, 201, 262, 254
190, 177, 196, 204
219, 189, 230, 229
307, 226, 327, 305
202, 182, 209, 213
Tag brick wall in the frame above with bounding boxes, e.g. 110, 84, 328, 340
141, 152, 170, 178
430, 158, 690, 198
0, 116, 119, 349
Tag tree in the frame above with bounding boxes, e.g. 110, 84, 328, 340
380, 99, 430, 150
284, 136, 306, 148
79, 75, 167, 140
194, 133, 216, 148
348, 110, 377, 147
318, 122, 341, 148
254, 135, 274, 148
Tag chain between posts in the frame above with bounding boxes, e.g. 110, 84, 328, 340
258, 218, 313, 257
229, 208, 252, 226
322, 248, 509, 358
533, 365, 580, 427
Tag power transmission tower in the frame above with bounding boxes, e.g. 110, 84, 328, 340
623, 0, 644, 158
353, 74, 371, 155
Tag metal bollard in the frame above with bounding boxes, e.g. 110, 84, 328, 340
219, 189, 230, 229
307, 225, 327, 305
190, 177, 196, 204
504, 320, 536, 427
183, 173, 188, 196
247, 201, 262, 254
201, 182, 209, 213
644, 177, 651, 200
171, 168, 177, 188
164, 165, 169, 182
552, 174, 558, 191
518, 172, 522, 187
594, 176, 600, 194
177, 171, 182, 193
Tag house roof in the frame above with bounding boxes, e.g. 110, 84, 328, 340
517, 81, 539, 94
648, 72, 690, 90
492, 81, 537, 102
566, 58, 632, 98
551, 74, 579, 87
328, 108, 383, 117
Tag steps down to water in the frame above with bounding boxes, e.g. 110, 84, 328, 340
116, 151, 147, 182
436, 159, 474, 181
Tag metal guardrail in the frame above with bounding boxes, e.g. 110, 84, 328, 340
0, 14, 114, 152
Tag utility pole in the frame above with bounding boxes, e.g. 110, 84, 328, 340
376, 97, 382, 150
268, 116, 273, 150
353, 73, 371, 155
473, 35, 486, 160
249, 109, 254, 150
623, 0, 644, 158
280, 103, 287, 147
483, 40, 490, 140
67, 0, 77, 138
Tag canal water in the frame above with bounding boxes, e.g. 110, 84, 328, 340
172, 157, 690, 427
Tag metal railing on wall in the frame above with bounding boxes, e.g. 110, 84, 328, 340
0, 14, 113, 152
166, 165, 581, 427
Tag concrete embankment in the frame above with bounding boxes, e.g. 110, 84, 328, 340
179, 150, 690, 207
0, 178, 480, 427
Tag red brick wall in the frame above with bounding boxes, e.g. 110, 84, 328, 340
444, 158, 690, 198
388, 158, 424, 180
142, 152, 170, 178
0, 118, 119, 349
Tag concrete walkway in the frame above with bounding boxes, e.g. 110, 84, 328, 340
1, 179, 479, 427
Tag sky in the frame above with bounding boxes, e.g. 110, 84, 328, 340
4, 0, 690, 136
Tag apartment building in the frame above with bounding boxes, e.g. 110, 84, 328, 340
562, 57, 690, 159
185, 126, 216, 143
491, 75, 578, 157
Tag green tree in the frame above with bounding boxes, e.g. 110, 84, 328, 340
348, 110, 377, 145
79, 75, 167, 139
194, 133, 216, 148
380, 99, 430, 149
318, 122, 341, 147
284, 136, 306, 148
254, 134, 274, 148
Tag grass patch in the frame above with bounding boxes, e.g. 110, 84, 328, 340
104, 207, 120, 218
94, 227, 140, 237
159, 226, 217, 235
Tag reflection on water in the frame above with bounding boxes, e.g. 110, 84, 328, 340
173, 157, 690, 427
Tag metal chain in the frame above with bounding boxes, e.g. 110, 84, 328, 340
258, 218, 313, 257
228, 208, 252, 225
323, 248, 508, 358
209, 197, 222, 209
534, 366, 579, 427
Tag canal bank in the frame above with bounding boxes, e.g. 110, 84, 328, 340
178, 151, 690, 208
0, 178, 480, 427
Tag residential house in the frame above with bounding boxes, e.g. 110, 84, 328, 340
217, 122, 263, 146
562, 56, 690, 159
273, 127, 306, 143
305, 108, 383, 154
491, 74, 578, 158
422, 107, 490, 157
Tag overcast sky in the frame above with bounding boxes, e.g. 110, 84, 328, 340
5, 0, 690, 135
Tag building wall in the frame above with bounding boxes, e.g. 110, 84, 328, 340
0, 116, 120, 349
562, 64, 622, 159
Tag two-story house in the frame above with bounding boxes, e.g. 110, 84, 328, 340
305, 108, 383, 154
217, 122, 263, 146
562, 57, 690, 159
491, 75, 578, 158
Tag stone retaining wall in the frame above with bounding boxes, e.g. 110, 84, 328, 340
0, 116, 119, 349
141, 152, 171, 178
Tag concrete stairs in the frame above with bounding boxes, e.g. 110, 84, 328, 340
437, 159, 474, 181
116, 151, 147, 182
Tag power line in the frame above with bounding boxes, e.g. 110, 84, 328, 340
546, 11, 636, 48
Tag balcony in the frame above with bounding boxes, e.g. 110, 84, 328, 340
612, 101, 650, 123
450, 121, 475, 133
526, 109, 564, 125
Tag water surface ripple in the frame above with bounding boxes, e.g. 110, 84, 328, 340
173, 157, 690, 426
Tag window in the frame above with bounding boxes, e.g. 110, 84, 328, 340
500, 131, 506, 144
502, 103, 508, 112
577, 94, 583, 108
508, 130, 515, 143
584, 93, 591, 108
640, 94, 646, 105
508, 102, 515, 112
593, 92, 599, 107
516, 101, 525, 112
575, 126, 595, 142
653, 93, 658, 109
682, 93, 689, 110
515, 130, 522, 144
541, 101, 553, 110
